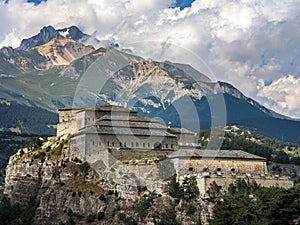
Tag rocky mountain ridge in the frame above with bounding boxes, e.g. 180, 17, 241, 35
18, 25, 92, 51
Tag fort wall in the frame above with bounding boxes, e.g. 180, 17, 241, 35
195, 174, 294, 197
174, 158, 267, 177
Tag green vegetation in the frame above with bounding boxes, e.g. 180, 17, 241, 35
0, 190, 39, 225
209, 179, 300, 225
0, 101, 58, 135
199, 127, 300, 165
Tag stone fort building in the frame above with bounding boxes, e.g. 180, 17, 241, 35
57, 105, 294, 195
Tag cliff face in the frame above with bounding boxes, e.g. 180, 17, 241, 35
4, 137, 211, 225
4, 137, 138, 224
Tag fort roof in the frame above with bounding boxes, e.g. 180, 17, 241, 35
93, 120, 167, 130
97, 115, 160, 123
58, 105, 135, 113
75, 126, 177, 137
169, 149, 266, 161
168, 127, 195, 135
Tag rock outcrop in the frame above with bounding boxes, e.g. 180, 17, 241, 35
4, 137, 211, 225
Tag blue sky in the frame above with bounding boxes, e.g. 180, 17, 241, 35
27, 0, 46, 5
15, 0, 195, 9
0, 0, 299, 118
171, 0, 195, 9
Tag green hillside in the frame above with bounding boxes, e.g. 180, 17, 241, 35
0, 101, 58, 135
199, 126, 300, 165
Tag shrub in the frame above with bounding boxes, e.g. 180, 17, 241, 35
99, 194, 106, 201
97, 211, 105, 220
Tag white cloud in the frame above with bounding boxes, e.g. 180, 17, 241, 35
0, 0, 300, 118
258, 75, 300, 118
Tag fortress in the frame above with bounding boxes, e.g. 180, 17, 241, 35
57, 105, 294, 196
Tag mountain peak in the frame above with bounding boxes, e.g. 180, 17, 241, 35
57, 25, 87, 41
17, 25, 89, 51
40, 25, 56, 33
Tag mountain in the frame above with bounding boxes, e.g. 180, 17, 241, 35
33, 38, 94, 66
18, 25, 93, 51
0, 26, 300, 144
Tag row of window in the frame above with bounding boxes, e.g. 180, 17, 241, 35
188, 167, 237, 173
89, 139, 174, 149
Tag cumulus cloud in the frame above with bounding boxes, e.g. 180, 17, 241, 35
0, 0, 300, 118
258, 76, 300, 118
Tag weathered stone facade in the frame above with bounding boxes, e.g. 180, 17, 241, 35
172, 150, 293, 195
58, 105, 194, 163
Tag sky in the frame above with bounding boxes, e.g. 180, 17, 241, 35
0, 0, 300, 118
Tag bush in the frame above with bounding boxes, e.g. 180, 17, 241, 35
33, 151, 46, 162
118, 212, 126, 221
165, 174, 184, 199
80, 162, 90, 174
86, 214, 96, 223
99, 194, 106, 201
97, 211, 105, 220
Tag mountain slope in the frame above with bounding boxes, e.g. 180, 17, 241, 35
0, 100, 58, 135
33, 38, 94, 66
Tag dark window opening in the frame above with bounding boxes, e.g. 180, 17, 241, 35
202, 167, 208, 172
216, 167, 222, 172
154, 142, 162, 149
189, 167, 194, 171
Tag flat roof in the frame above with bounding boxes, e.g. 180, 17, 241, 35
58, 105, 135, 113
75, 126, 177, 138
97, 115, 161, 123
169, 149, 265, 160
168, 127, 195, 135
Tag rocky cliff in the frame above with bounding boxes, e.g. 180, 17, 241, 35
4, 137, 134, 224
4, 137, 211, 225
